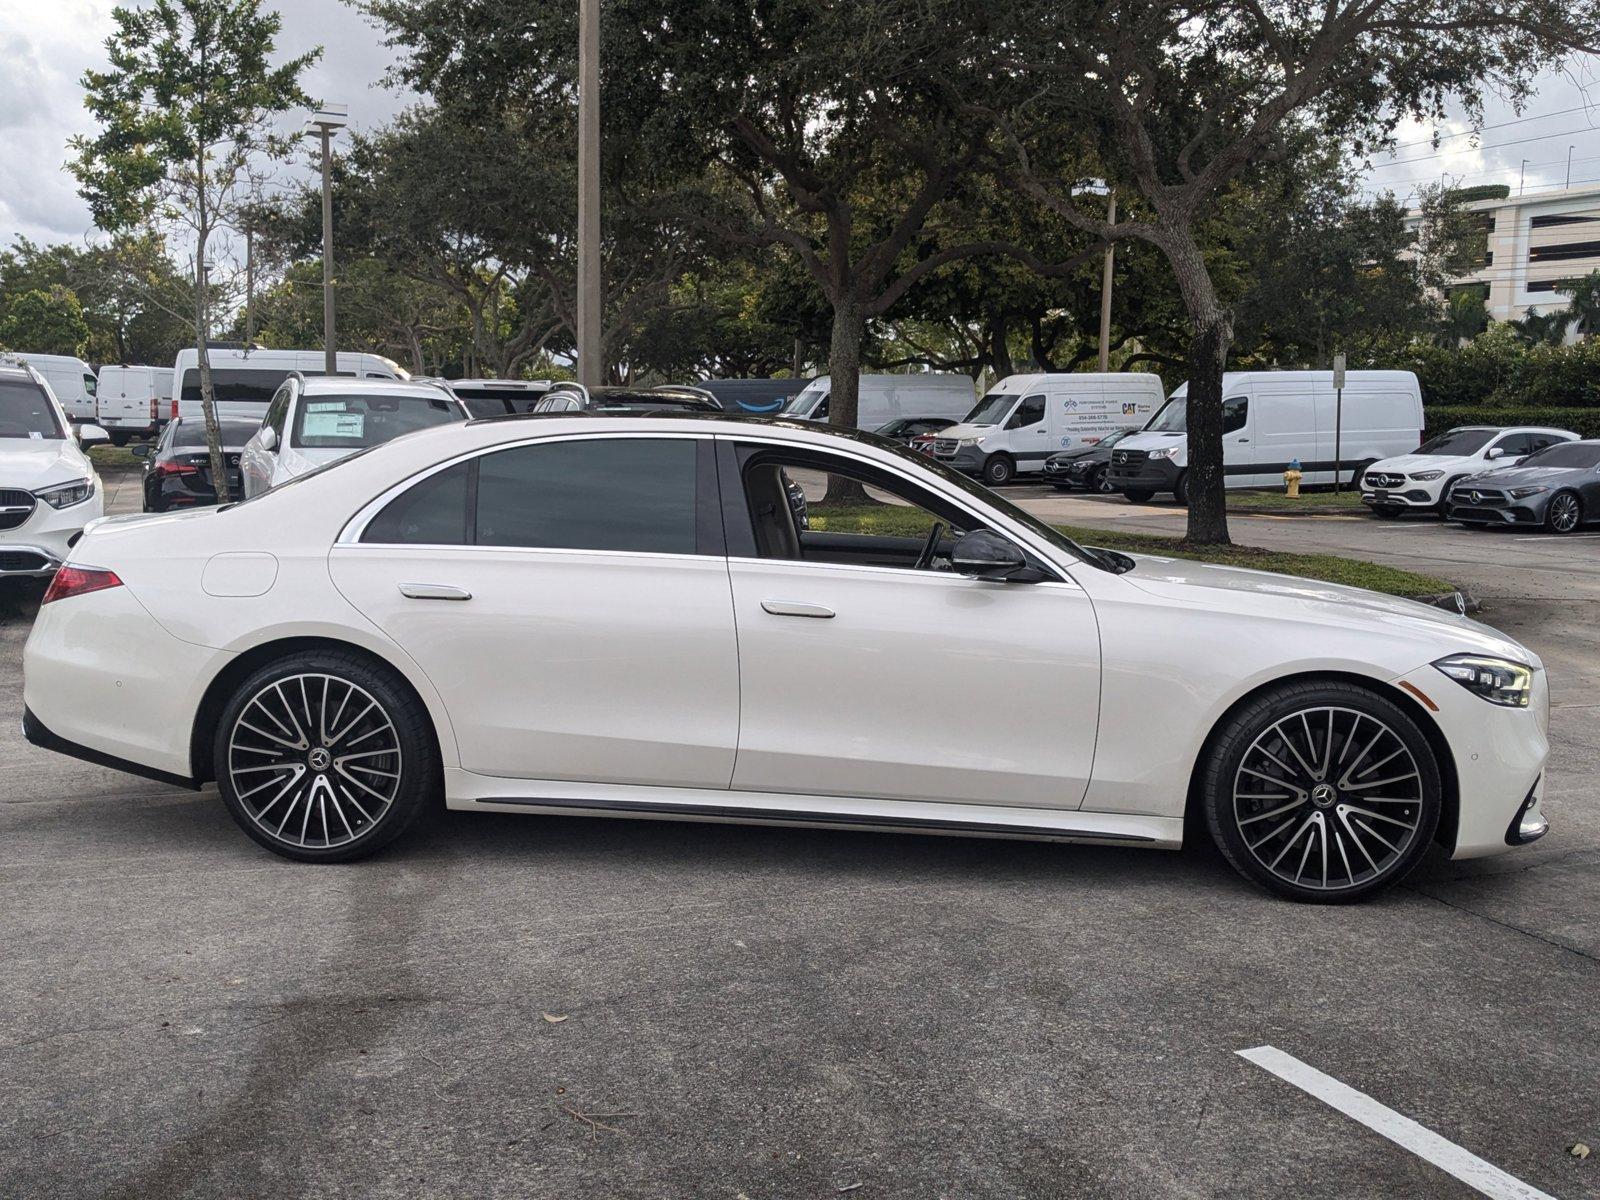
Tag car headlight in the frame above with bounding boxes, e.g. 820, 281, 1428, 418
957, 437, 985, 449
1509, 486, 1549, 499
1432, 654, 1533, 708
1147, 446, 1181, 460
35, 478, 94, 509
1409, 470, 1445, 481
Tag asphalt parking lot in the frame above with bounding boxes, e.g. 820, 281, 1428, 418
2, 472, 1596, 1199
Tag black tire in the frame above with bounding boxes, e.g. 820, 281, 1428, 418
1436, 476, 1466, 514
1201, 679, 1441, 903
109, 431, 131, 447
1050, 483, 1073, 492
981, 454, 1015, 486
1372, 506, 1401, 520
1546, 490, 1583, 534
213, 650, 440, 863
1122, 489, 1154, 504
1090, 466, 1114, 495
1173, 470, 1190, 506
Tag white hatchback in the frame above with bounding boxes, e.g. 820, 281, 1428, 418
23, 417, 1550, 901
239, 376, 469, 498
1362, 425, 1578, 517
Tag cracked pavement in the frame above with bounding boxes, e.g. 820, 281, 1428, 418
0, 479, 1595, 1198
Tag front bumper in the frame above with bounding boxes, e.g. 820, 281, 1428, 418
1447, 498, 1548, 526
1106, 457, 1181, 491
1043, 458, 1095, 486
1361, 473, 1446, 509
0, 479, 102, 571
932, 445, 986, 473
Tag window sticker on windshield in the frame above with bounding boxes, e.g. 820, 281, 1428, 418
29, 431, 42, 439
303, 411, 365, 438
305, 400, 350, 412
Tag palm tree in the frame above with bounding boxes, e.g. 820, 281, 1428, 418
1510, 306, 1574, 347
1556, 271, 1600, 338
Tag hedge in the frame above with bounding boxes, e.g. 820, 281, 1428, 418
1424, 406, 1600, 440
1376, 331, 1600, 409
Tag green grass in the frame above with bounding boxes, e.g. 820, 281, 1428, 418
1224, 487, 1370, 512
807, 503, 1452, 598
88, 444, 141, 470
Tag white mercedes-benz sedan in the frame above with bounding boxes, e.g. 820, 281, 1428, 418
22, 415, 1550, 901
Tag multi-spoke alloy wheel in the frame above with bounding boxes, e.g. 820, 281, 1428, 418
214, 653, 438, 862
1547, 492, 1581, 534
1204, 683, 1441, 902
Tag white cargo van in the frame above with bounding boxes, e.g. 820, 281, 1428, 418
96, 364, 174, 444
9, 353, 97, 422
930, 372, 1165, 485
171, 347, 407, 424
785, 373, 974, 431
1106, 370, 1423, 504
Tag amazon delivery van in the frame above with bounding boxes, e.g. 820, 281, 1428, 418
171, 347, 407, 423
931, 372, 1164, 485
1105, 370, 1423, 503
785, 373, 974, 430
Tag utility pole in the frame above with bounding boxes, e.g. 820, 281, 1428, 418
1567, 145, 1575, 190
305, 105, 348, 377
244, 224, 255, 345
577, 0, 603, 388
1098, 192, 1116, 371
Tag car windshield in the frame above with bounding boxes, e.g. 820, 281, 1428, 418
963, 394, 1015, 426
1415, 428, 1496, 456
292, 393, 463, 449
1098, 428, 1134, 448
172, 419, 260, 450
1146, 398, 1187, 432
0, 378, 64, 439
1518, 442, 1600, 469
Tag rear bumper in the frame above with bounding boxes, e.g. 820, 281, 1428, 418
22, 706, 197, 789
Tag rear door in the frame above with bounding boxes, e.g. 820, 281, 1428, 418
329, 433, 740, 788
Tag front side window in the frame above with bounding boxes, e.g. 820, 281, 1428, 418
292, 393, 462, 450
0, 379, 65, 439
1222, 396, 1248, 434
1491, 432, 1533, 458
1008, 394, 1046, 429
83, 372, 97, 396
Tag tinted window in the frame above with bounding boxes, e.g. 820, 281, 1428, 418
1008, 395, 1046, 429
172, 419, 260, 449
292, 393, 462, 449
0, 379, 65, 439
1416, 428, 1495, 456
1519, 442, 1600, 469
363, 461, 471, 544
1492, 432, 1533, 458
1222, 396, 1248, 434
476, 438, 698, 554
180, 367, 359, 407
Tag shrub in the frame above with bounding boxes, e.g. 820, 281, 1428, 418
1424, 405, 1600, 440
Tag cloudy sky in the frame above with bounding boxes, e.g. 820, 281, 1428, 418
3, 0, 1600, 249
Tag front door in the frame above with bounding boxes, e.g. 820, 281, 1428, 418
329, 433, 740, 788
721, 440, 1101, 809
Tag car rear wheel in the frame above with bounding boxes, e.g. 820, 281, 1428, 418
1173, 470, 1190, 506
214, 651, 439, 862
1122, 489, 1154, 504
109, 431, 131, 447
1202, 680, 1440, 903
1546, 490, 1582, 534
981, 454, 1015, 486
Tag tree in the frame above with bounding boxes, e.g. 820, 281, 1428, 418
70, 0, 318, 501
0, 287, 91, 356
1556, 270, 1600, 337
1510, 306, 1574, 347
1008, 0, 1600, 543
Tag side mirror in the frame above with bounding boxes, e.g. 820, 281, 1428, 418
950, 529, 1040, 582
131, 443, 150, 459
76, 423, 110, 447
1485, 445, 1504, 460
258, 426, 278, 452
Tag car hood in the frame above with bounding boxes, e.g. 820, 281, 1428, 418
936, 422, 1000, 440
1116, 553, 1538, 668
1110, 431, 1185, 453
1458, 464, 1589, 489
0, 439, 94, 489
1047, 446, 1103, 463
1367, 452, 1471, 475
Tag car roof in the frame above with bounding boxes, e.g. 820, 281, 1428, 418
297, 376, 457, 400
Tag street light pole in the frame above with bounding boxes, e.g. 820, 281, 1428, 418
1098, 192, 1116, 372
577, 0, 603, 388
304, 105, 348, 377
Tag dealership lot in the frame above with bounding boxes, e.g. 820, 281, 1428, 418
1, 476, 1596, 1198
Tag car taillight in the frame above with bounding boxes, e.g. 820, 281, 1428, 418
42, 565, 123, 605
171, 398, 179, 420
154, 461, 201, 477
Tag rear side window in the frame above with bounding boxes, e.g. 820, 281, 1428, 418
477, 438, 696, 553
361, 437, 699, 554
1493, 432, 1533, 457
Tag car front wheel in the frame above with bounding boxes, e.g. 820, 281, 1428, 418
214, 651, 439, 862
1201, 680, 1440, 902
1122, 489, 1154, 504
982, 454, 1015, 486
1546, 490, 1582, 534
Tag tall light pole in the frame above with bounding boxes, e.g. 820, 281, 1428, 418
577, 0, 603, 387
1098, 191, 1116, 372
305, 104, 348, 376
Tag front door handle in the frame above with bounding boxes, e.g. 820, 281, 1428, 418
399, 582, 472, 601
761, 599, 835, 619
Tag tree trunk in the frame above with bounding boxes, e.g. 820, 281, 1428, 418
1161, 229, 1231, 546
823, 291, 872, 504
989, 313, 1014, 379
193, 209, 230, 505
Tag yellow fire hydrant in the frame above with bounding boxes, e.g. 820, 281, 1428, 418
1284, 460, 1303, 498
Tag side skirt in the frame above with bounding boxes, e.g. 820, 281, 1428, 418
444, 770, 1182, 849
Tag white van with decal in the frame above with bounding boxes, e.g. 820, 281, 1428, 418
1106, 370, 1423, 504
930, 372, 1164, 485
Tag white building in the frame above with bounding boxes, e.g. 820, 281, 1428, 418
1416, 184, 1600, 327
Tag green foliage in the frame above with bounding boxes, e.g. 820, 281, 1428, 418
0, 287, 91, 356
1424, 406, 1600, 439
1380, 329, 1600, 409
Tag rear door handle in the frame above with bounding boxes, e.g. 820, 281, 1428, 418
399, 582, 472, 601
761, 599, 835, 619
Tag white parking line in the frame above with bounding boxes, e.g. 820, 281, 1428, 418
1237, 1046, 1556, 1200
